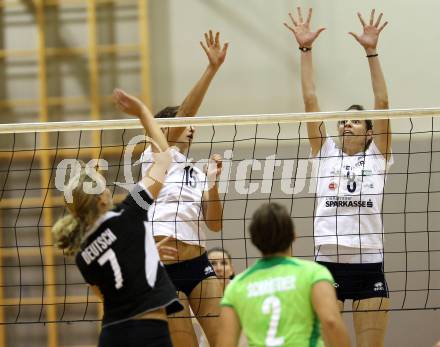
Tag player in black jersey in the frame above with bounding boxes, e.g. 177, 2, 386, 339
52, 89, 182, 347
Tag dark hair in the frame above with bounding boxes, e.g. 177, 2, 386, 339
208, 247, 232, 261
249, 203, 295, 256
345, 104, 373, 130
345, 104, 373, 149
154, 106, 179, 119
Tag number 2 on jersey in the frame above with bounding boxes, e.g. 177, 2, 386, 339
262, 296, 285, 347
98, 249, 123, 289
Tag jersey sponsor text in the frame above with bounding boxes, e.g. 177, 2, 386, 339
325, 199, 373, 208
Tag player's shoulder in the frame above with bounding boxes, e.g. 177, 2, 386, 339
82, 211, 123, 244
233, 257, 298, 283
266, 257, 327, 273
324, 137, 341, 155
91, 210, 124, 232
225, 264, 256, 293
312, 137, 339, 159
292, 257, 319, 267
292, 258, 329, 273
140, 146, 181, 162
366, 140, 390, 162
294, 259, 334, 286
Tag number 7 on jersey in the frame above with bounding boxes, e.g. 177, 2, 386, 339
98, 249, 124, 289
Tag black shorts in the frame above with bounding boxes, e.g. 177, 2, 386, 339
165, 252, 216, 297
98, 319, 172, 347
317, 261, 389, 302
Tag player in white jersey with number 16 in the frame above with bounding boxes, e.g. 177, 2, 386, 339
140, 30, 228, 347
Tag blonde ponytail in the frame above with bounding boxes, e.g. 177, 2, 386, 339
52, 166, 103, 255
52, 214, 85, 255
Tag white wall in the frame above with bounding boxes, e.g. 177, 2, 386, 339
150, 0, 440, 115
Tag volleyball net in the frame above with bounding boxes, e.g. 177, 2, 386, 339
0, 109, 439, 344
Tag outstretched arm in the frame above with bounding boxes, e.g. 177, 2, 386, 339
284, 7, 327, 156
113, 89, 171, 199
177, 30, 229, 118
349, 9, 391, 159
202, 154, 223, 232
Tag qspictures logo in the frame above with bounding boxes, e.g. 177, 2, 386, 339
54, 135, 326, 206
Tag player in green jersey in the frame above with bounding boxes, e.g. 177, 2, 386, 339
217, 203, 351, 347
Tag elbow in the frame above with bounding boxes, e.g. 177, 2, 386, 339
321, 317, 351, 347
320, 315, 339, 332
304, 94, 318, 109
207, 221, 222, 232
375, 97, 389, 110
203, 201, 223, 232
177, 102, 197, 117
176, 108, 193, 117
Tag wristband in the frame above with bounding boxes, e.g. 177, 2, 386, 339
299, 46, 312, 52
366, 53, 378, 58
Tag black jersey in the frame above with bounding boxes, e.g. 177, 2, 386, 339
76, 184, 182, 327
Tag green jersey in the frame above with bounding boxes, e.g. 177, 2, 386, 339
221, 257, 334, 347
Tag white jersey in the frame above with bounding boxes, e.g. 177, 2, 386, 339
140, 147, 209, 247
312, 137, 393, 251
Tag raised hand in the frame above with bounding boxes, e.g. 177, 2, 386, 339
284, 7, 325, 48
349, 9, 388, 51
113, 89, 148, 117
200, 30, 229, 69
113, 88, 169, 154
205, 154, 223, 178
204, 154, 223, 190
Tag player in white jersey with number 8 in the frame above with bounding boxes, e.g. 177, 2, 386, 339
217, 203, 351, 347
284, 7, 393, 347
